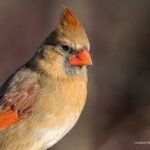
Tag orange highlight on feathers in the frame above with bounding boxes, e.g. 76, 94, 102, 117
60, 7, 80, 29
0, 109, 20, 129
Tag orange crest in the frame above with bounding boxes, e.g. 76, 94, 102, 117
60, 7, 81, 30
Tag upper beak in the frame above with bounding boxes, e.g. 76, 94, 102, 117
69, 50, 92, 66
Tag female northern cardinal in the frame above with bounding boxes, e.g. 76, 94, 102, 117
0, 7, 92, 150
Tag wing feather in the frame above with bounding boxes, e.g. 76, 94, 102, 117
0, 85, 40, 129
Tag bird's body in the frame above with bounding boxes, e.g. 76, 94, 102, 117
0, 65, 87, 150
0, 7, 92, 150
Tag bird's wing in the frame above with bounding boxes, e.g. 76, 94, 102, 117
0, 85, 40, 129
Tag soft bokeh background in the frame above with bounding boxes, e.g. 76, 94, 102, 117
0, 0, 150, 150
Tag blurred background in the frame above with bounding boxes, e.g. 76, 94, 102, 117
0, 0, 150, 150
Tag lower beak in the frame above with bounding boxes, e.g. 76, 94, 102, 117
69, 50, 92, 66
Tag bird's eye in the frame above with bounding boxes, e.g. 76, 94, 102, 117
61, 45, 74, 54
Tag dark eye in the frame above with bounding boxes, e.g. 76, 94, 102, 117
61, 45, 74, 54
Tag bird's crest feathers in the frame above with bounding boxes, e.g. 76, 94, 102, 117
60, 7, 81, 31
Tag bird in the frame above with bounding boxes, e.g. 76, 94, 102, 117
0, 7, 92, 150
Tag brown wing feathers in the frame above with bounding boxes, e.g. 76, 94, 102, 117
0, 85, 40, 129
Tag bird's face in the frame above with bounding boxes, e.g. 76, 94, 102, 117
39, 40, 92, 78
37, 8, 92, 78
44, 33, 92, 76
56, 41, 92, 76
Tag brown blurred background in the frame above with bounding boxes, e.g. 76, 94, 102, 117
0, 0, 150, 150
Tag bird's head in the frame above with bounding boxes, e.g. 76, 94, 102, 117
37, 7, 92, 78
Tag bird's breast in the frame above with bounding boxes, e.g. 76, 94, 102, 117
36, 110, 80, 149
31, 76, 87, 148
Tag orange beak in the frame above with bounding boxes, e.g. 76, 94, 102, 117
69, 50, 92, 66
